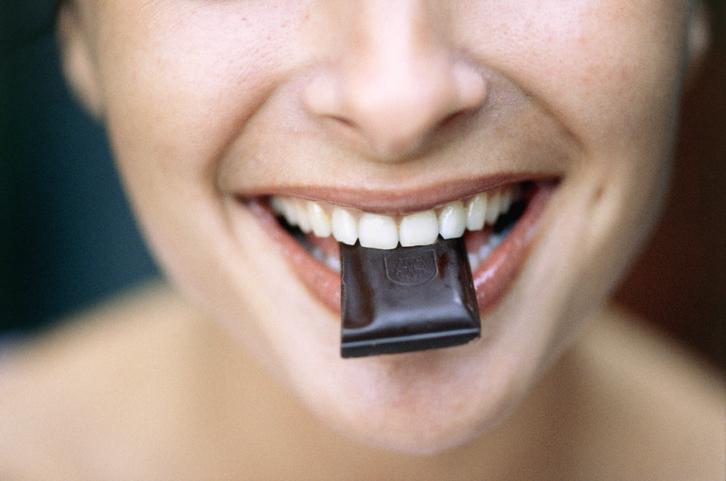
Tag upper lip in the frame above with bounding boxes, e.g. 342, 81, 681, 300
234, 172, 557, 214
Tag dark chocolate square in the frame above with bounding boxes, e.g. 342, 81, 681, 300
340, 237, 480, 358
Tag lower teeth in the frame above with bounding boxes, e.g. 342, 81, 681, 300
310, 245, 342, 272
466, 228, 507, 271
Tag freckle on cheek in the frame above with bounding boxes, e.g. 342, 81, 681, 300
591, 185, 606, 206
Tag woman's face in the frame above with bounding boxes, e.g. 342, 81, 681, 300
62, 0, 706, 453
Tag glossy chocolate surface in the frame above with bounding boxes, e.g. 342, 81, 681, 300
340, 237, 480, 358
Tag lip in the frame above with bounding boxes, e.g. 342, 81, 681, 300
244, 180, 556, 316
236, 172, 553, 215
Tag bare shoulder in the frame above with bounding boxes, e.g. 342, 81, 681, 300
571, 304, 725, 481
0, 280, 193, 379
0, 281, 203, 480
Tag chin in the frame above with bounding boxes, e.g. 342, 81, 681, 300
273, 314, 536, 455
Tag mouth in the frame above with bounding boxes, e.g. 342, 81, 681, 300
243, 176, 557, 316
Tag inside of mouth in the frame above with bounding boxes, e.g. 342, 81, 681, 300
270, 181, 533, 273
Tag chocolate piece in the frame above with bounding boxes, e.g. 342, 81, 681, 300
340, 237, 480, 358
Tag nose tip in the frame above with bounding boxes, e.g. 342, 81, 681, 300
305, 59, 487, 161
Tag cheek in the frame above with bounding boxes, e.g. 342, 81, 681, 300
86, 3, 318, 361
459, 0, 688, 153
95, 1, 309, 191
459, 0, 687, 288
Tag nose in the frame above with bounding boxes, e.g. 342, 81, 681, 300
303, 1, 487, 162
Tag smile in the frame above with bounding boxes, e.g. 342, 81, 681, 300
244, 176, 557, 316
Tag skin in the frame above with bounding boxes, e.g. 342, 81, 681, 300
55, 0, 709, 456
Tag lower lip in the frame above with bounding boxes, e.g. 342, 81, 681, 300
246, 184, 554, 316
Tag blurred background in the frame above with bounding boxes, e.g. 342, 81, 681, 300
0, 1, 158, 339
0, 1, 723, 370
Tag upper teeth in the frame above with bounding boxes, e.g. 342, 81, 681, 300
270, 185, 519, 250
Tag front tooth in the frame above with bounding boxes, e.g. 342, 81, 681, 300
399, 210, 439, 247
358, 213, 398, 249
331, 208, 358, 245
307, 201, 332, 237
295, 201, 312, 233
438, 201, 466, 239
485, 192, 501, 225
466, 194, 487, 231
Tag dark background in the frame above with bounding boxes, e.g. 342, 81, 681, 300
1, 2, 723, 370
1, 1, 158, 339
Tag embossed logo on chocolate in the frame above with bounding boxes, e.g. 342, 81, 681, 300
383, 250, 438, 286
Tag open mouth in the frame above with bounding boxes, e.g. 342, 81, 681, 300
244, 178, 556, 316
